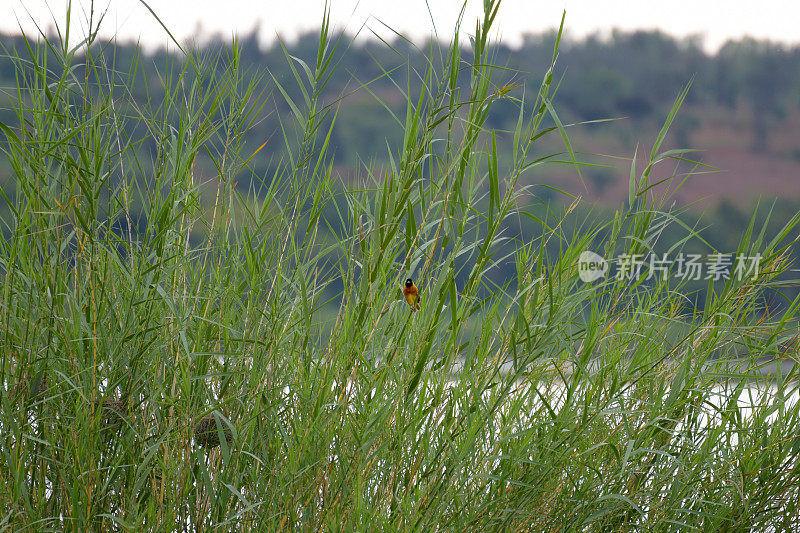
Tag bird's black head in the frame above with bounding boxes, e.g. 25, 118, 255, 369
405, 278, 413, 288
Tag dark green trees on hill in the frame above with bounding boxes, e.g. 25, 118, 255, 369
1, 27, 800, 172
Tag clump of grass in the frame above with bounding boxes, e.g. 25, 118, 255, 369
0, 1, 798, 531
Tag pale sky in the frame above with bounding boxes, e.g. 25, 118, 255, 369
1, 0, 798, 53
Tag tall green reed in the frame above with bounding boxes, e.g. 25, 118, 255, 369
0, 1, 798, 530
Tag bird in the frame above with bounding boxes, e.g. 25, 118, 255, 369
403, 278, 420, 311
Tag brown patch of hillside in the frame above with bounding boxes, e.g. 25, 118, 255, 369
531, 107, 800, 209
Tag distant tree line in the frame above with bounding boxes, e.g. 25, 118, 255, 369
1, 26, 799, 172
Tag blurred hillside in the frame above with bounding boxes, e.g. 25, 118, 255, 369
1, 25, 798, 313
1, 27, 799, 208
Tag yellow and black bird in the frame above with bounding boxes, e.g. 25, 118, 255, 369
403, 278, 420, 311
